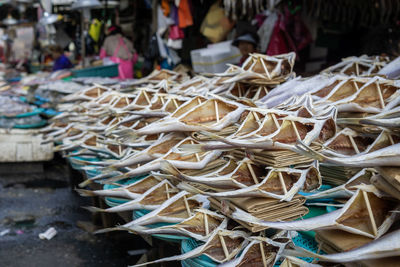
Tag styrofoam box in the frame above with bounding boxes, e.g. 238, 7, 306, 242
191, 41, 241, 73
0, 128, 53, 162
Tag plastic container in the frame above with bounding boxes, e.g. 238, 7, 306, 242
190, 41, 241, 73
0, 128, 53, 162
181, 238, 216, 267
71, 64, 119, 78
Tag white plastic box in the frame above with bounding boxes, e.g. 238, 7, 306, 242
0, 128, 53, 162
191, 41, 241, 73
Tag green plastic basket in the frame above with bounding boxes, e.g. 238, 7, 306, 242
71, 64, 119, 78
181, 238, 216, 267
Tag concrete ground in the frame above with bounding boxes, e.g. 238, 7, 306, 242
0, 157, 162, 267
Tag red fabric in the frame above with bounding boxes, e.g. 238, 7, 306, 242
266, 10, 312, 58
266, 14, 291, 56
169, 25, 185, 39
178, 0, 193, 28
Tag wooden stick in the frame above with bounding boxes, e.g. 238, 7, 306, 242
290, 121, 301, 140
375, 82, 385, 109
252, 111, 261, 126
247, 163, 259, 184
165, 183, 170, 199
355, 62, 359, 76
97, 88, 101, 97
197, 98, 202, 105
143, 91, 151, 105
259, 243, 267, 267
388, 133, 395, 145
118, 145, 122, 156
271, 113, 280, 129
363, 191, 378, 237
353, 80, 359, 91
348, 135, 360, 154
263, 86, 269, 95
172, 98, 179, 109
190, 140, 201, 162
218, 234, 230, 259
160, 96, 165, 105
183, 195, 191, 217
260, 58, 272, 80
125, 97, 130, 105
278, 171, 288, 194
214, 101, 220, 123
204, 213, 209, 235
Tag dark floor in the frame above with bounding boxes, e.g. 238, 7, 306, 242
0, 157, 160, 267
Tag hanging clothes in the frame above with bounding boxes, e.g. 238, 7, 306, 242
178, 0, 193, 28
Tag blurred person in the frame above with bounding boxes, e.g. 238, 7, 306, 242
48, 45, 73, 71
232, 32, 259, 66
100, 25, 137, 79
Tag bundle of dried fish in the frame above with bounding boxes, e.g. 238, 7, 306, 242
220, 53, 296, 85
233, 189, 399, 238
321, 55, 390, 76
285, 228, 400, 263
132, 229, 249, 266
162, 159, 320, 201
123, 209, 227, 241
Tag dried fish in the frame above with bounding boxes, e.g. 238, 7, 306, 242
232, 189, 399, 238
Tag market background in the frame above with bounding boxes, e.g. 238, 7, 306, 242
1, 0, 400, 267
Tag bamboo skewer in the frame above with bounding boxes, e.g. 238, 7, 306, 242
348, 135, 360, 154
215, 101, 220, 123
260, 58, 272, 80
183, 195, 191, 217
353, 80, 359, 91
260, 243, 267, 267
363, 191, 378, 237
247, 163, 259, 184
388, 134, 395, 145
172, 98, 179, 109
271, 114, 280, 129
278, 171, 288, 194
375, 82, 385, 109
143, 91, 151, 105
218, 234, 230, 259
165, 183, 170, 199
204, 214, 209, 235
290, 121, 301, 140
190, 140, 201, 162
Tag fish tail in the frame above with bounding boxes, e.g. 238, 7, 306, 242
177, 144, 205, 153
115, 129, 139, 142
83, 206, 105, 213
75, 188, 97, 197
94, 226, 124, 234
160, 160, 180, 177
295, 140, 326, 161
101, 173, 129, 184
78, 172, 111, 187
198, 131, 222, 141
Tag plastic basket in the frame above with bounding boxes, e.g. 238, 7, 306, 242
1, 108, 47, 129
181, 238, 216, 267
103, 175, 148, 206
132, 209, 187, 243
71, 64, 119, 78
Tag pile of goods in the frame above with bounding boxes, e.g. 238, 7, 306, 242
43, 52, 400, 266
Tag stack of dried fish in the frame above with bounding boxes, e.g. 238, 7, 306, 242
44, 53, 400, 266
